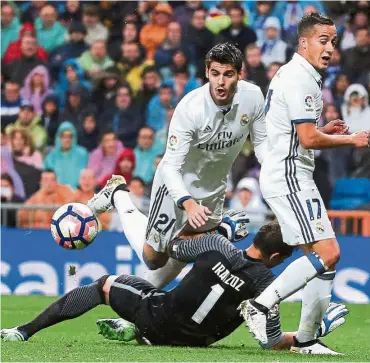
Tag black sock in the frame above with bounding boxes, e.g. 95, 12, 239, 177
18, 281, 105, 338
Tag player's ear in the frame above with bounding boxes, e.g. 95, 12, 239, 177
238, 72, 242, 80
299, 37, 307, 49
205, 67, 209, 80
269, 252, 283, 266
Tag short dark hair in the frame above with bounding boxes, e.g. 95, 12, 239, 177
43, 169, 56, 176
83, 4, 100, 17
174, 67, 190, 77
355, 26, 369, 35
253, 221, 294, 258
205, 43, 243, 73
1, 173, 14, 187
298, 13, 335, 37
99, 128, 117, 142
159, 84, 173, 92
228, 5, 244, 16
130, 176, 145, 186
142, 66, 158, 79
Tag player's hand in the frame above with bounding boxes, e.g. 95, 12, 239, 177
350, 131, 370, 148
219, 209, 250, 243
316, 302, 349, 338
322, 120, 349, 135
183, 199, 212, 229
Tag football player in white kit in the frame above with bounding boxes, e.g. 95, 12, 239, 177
242, 13, 370, 355
88, 43, 267, 288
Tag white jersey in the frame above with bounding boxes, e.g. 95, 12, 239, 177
260, 53, 323, 198
156, 80, 266, 207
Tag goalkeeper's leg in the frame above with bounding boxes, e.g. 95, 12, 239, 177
1, 275, 109, 341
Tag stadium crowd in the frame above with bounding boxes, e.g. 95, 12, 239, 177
1, 0, 370, 231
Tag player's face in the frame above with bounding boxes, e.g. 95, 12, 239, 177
206, 62, 241, 106
302, 24, 337, 71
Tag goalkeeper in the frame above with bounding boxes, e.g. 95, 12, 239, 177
2, 221, 348, 350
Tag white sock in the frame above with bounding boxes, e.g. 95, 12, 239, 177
114, 190, 148, 263
255, 254, 326, 309
296, 271, 335, 343
140, 258, 187, 289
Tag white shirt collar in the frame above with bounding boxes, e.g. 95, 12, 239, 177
292, 53, 322, 85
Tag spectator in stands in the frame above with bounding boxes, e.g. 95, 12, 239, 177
245, 44, 269, 93
0, 146, 25, 199
71, 168, 111, 230
59, 85, 93, 126
1, 81, 22, 128
5, 100, 47, 153
134, 126, 162, 184
343, 27, 370, 83
156, 108, 174, 152
20, 65, 53, 115
92, 66, 121, 116
322, 73, 350, 110
3, 23, 48, 64
160, 49, 197, 82
339, 10, 369, 52
144, 153, 164, 197
77, 112, 100, 152
40, 95, 60, 146
155, 22, 195, 71
18, 169, 74, 229
140, 3, 173, 60
82, 4, 108, 46
3, 35, 46, 85
9, 128, 42, 198
35, 4, 67, 53
218, 6, 257, 53
230, 177, 268, 232
342, 84, 370, 133
146, 84, 175, 132
44, 121, 88, 189
173, 0, 202, 31
136, 66, 161, 108
102, 85, 144, 148
49, 22, 89, 82
116, 42, 153, 95
100, 148, 135, 187
78, 40, 114, 83
170, 68, 201, 101
20, 0, 47, 24
247, 1, 276, 42
88, 130, 124, 185
1, 3, 20, 58
55, 59, 92, 109
10, 128, 43, 170
186, 7, 215, 81
108, 21, 141, 61
266, 61, 282, 82
60, 0, 82, 27
128, 176, 150, 215
323, 48, 342, 89
1, 173, 24, 227
258, 17, 287, 67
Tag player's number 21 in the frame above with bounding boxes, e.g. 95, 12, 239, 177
192, 284, 225, 324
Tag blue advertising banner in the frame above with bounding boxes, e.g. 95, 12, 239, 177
1, 227, 369, 303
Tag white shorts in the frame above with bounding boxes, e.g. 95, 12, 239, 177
146, 173, 224, 253
266, 188, 335, 246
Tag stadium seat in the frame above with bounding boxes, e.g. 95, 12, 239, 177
330, 178, 370, 210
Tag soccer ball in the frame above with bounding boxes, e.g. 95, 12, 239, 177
51, 203, 99, 250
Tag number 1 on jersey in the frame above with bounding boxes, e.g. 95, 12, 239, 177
192, 284, 225, 324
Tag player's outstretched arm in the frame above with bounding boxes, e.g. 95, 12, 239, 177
296, 123, 369, 150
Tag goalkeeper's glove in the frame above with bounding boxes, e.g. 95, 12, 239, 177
316, 302, 349, 338
218, 209, 250, 243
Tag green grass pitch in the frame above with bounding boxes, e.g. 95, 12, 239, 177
1, 296, 370, 362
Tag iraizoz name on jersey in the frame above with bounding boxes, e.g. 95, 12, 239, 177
198, 131, 244, 151
212, 261, 245, 291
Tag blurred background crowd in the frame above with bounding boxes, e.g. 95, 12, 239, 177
1, 0, 370, 233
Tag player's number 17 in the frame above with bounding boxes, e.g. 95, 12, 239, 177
306, 198, 322, 221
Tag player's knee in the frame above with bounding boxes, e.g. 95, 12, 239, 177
95, 274, 112, 304
313, 238, 341, 269
143, 243, 169, 270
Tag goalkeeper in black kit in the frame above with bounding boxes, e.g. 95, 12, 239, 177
1, 222, 348, 349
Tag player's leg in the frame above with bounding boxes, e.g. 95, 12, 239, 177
245, 189, 338, 349
1, 275, 110, 341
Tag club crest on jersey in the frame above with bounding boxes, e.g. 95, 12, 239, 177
316, 221, 325, 234
304, 94, 314, 112
167, 135, 178, 151
240, 113, 250, 126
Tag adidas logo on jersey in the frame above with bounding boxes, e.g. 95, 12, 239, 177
203, 126, 212, 134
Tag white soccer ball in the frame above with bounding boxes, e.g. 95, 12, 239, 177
50, 203, 99, 250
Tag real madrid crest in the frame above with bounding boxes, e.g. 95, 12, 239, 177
316, 221, 325, 234
240, 113, 249, 126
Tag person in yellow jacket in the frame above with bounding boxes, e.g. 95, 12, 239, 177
5, 100, 47, 153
